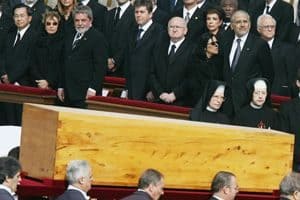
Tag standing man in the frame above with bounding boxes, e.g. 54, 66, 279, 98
56, 160, 94, 200
121, 169, 164, 200
209, 171, 239, 200
58, 5, 108, 108
125, 0, 163, 100
257, 14, 297, 97
0, 3, 38, 125
148, 17, 195, 106
105, 0, 135, 77
0, 156, 22, 200
221, 10, 274, 117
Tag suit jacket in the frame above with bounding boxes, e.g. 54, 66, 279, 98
56, 189, 87, 200
0, 189, 14, 200
157, 0, 183, 14
121, 191, 152, 200
29, 0, 47, 31
87, 0, 107, 33
152, 7, 170, 28
105, 4, 135, 77
252, 0, 294, 42
172, 4, 211, 42
0, 12, 13, 54
149, 35, 195, 106
221, 33, 274, 115
125, 22, 163, 100
61, 27, 108, 107
0, 25, 38, 86
270, 39, 297, 97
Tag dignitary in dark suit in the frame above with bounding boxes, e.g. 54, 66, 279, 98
279, 172, 300, 200
148, 17, 194, 106
0, 156, 21, 200
220, 10, 274, 117
57, 5, 108, 108
157, 0, 183, 14
209, 171, 238, 200
252, 0, 294, 42
279, 69, 300, 172
257, 14, 297, 97
220, 0, 237, 33
125, 0, 163, 100
172, 0, 210, 42
105, 0, 135, 77
78, 0, 107, 33
233, 78, 280, 129
190, 80, 230, 124
0, 3, 38, 125
56, 160, 94, 200
121, 169, 164, 200
151, 0, 169, 28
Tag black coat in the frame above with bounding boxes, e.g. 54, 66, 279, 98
157, 0, 183, 14
30, 29, 64, 89
56, 189, 87, 200
61, 27, 108, 107
152, 7, 170, 29
121, 191, 152, 200
87, 0, 107, 33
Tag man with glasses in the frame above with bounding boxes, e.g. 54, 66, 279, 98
148, 16, 195, 106
209, 171, 239, 200
257, 14, 297, 97
121, 168, 164, 200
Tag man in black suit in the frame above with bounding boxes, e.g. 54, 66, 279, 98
257, 14, 297, 97
78, 0, 107, 33
209, 171, 238, 200
252, 0, 294, 42
121, 169, 164, 200
57, 5, 108, 108
24, 0, 47, 31
0, 156, 21, 200
148, 16, 195, 106
157, 0, 183, 14
151, 0, 169, 28
0, 3, 38, 125
56, 160, 93, 200
279, 172, 300, 200
172, 0, 210, 42
221, 10, 274, 117
280, 69, 300, 172
125, 0, 163, 100
105, 0, 135, 77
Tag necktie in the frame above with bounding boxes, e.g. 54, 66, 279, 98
266, 5, 270, 14
14, 33, 21, 47
231, 38, 241, 72
72, 32, 82, 49
114, 7, 121, 26
170, 0, 176, 12
136, 28, 144, 41
168, 44, 176, 63
185, 12, 190, 23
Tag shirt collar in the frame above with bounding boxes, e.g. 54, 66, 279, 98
234, 32, 248, 42
267, 38, 274, 49
183, 5, 198, 18
80, 0, 90, 5
0, 184, 15, 196
212, 194, 224, 200
119, 1, 131, 12
250, 102, 263, 109
170, 37, 185, 50
197, 0, 206, 8
139, 19, 153, 32
67, 185, 90, 200
18, 24, 30, 39
206, 106, 217, 112
266, 0, 277, 10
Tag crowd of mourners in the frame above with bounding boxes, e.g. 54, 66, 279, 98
0, 0, 299, 169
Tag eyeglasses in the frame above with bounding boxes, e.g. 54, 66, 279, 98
168, 25, 185, 29
260, 25, 275, 30
208, 41, 219, 47
46, 22, 58, 26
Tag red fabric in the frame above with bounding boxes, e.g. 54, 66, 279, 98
0, 84, 56, 96
18, 177, 279, 200
88, 96, 191, 114
104, 76, 126, 85
271, 94, 291, 105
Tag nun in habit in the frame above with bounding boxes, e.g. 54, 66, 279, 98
233, 78, 280, 130
189, 80, 230, 124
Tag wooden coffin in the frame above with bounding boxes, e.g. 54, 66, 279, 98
20, 103, 294, 193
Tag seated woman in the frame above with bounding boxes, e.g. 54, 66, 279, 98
233, 78, 280, 130
30, 11, 64, 90
190, 80, 230, 124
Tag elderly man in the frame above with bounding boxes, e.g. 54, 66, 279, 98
209, 171, 239, 200
56, 160, 94, 200
279, 172, 300, 200
0, 156, 22, 200
148, 17, 195, 106
121, 169, 164, 200
58, 5, 108, 108
257, 14, 296, 97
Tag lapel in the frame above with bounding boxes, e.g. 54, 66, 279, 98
270, 0, 280, 15
233, 34, 253, 73
187, 8, 202, 27
71, 29, 90, 51
134, 23, 154, 49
